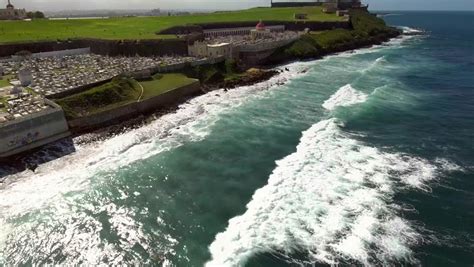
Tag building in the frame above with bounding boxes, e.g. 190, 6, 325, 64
203, 25, 285, 38
0, 0, 27, 20
338, 0, 367, 10
250, 21, 273, 40
271, 0, 323, 8
323, 1, 338, 13
188, 41, 233, 59
323, 0, 367, 13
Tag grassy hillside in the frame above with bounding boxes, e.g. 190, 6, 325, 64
56, 73, 197, 118
0, 7, 342, 43
270, 10, 400, 62
56, 76, 140, 118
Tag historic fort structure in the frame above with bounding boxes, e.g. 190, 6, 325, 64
0, 0, 26, 20
271, 0, 367, 11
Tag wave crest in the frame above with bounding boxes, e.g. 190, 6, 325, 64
207, 119, 437, 267
322, 84, 368, 111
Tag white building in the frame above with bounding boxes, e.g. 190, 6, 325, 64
203, 25, 285, 38
0, 0, 26, 20
189, 42, 233, 59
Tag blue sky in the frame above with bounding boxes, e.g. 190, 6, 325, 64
8, 0, 474, 11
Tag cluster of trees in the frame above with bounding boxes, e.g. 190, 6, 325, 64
26, 11, 45, 19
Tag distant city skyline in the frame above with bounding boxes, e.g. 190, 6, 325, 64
4, 0, 474, 12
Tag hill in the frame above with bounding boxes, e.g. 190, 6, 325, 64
0, 7, 343, 44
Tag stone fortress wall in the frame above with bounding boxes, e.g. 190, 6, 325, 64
0, 38, 189, 58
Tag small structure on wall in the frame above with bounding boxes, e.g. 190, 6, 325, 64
294, 13, 308, 20
188, 41, 233, 59
250, 21, 272, 40
324, 0, 368, 13
271, 0, 323, 8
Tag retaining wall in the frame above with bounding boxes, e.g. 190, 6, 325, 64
0, 100, 70, 158
67, 81, 201, 131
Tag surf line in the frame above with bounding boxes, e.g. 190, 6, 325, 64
206, 85, 436, 267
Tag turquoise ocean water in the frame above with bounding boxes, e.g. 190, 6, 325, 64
0, 12, 473, 266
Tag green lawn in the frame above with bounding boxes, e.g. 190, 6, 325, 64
0, 7, 343, 43
0, 77, 11, 87
140, 73, 197, 99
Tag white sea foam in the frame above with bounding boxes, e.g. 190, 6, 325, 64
207, 119, 437, 267
400, 26, 425, 35
434, 158, 465, 172
322, 84, 368, 111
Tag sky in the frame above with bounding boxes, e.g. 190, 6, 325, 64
5, 0, 474, 12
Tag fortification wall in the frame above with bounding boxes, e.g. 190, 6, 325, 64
0, 38, 188, 58
68, 81, 201, 131
271, 2, 323, 8
31, 47, 91, 58
159, 21, 350, 34
238, 38, 298, 53
0, 101, 70, 158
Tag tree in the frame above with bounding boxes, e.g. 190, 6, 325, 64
26, 11, 45, 19
34, 11, 45, 19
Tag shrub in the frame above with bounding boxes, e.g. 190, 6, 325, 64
284, 35, 321, 58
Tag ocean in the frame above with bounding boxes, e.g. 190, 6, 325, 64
0, 11, 473, 266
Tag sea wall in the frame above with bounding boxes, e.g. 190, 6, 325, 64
0, 100, 70, 158
67, 81, 201, 132
0, 38, 188, 58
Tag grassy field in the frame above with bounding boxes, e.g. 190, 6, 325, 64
0, 7, 343, 43
140, 73, 197, 99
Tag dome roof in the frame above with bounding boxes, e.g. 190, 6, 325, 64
256, 21, 266, 30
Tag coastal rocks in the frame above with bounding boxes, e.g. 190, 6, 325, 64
221, 68, 279, 89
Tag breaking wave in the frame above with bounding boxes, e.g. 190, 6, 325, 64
207, 118, 439, 266
322, 84, 368, 111
400, 26, 425, 35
